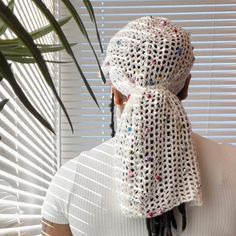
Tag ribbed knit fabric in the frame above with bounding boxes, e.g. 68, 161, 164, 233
41, 132, 236, 236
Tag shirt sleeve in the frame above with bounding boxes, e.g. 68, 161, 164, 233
41, 159, 77, 224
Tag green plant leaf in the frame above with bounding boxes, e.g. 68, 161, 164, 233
61, 0, 106, 84
82, 0, 103, 53
0, 0, 73, 133
0, 98, 9, 112
36, 43, 74, 47
30, 16, 71, 40
31, 0, 100, 110
0, 51, 54, 133
0, 39, 19, 47
0, 16, 71, 49
3, 43, 77, 56
0, 42, 18, 50
0, 0, 15, 36
6, 55, 72, 64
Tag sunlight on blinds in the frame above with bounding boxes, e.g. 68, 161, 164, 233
0, 0, 59, 235
60, 0, 236, 163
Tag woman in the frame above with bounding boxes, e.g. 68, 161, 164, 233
41, 16, 236, 236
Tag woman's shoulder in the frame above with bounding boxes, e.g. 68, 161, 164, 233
192, 132, 236, 163
192, 132, 236, 182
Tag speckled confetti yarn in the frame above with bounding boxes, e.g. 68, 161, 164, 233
102, 16, 202, 219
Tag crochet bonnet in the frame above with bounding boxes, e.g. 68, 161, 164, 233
102, 16, 202, 219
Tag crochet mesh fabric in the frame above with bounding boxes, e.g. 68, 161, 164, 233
102, 16, 202, 219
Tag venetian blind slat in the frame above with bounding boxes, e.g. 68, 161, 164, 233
60, 0, 236, 163
0, 0, 58, 235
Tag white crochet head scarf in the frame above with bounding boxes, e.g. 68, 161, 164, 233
102, 16, 202, 219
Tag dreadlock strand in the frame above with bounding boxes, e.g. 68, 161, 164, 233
154, 216, 161, 235
146, 218, 152, 236
166, 211, 173, 236
178, 203, 187, 231
169, 209, 177, 230
109, 91, 116, 137
160, 214, 166, 236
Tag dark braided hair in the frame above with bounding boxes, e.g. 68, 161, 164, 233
145, 203, 187, 236
109, 92, 187, 236
109, 90, 116, 137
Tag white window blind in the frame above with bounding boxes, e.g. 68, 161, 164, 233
60, 0, 236, 164
0, 0, 59, 235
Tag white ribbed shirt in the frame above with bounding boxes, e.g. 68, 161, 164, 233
41, 133, 236, 236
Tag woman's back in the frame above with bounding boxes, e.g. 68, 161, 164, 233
42, 132, 236, 236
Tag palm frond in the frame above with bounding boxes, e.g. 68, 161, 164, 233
3, 43, 76, 56
0, 45, 54, 133
31, 0, 100, 109
61, 0, 106, 84
6, 55, 72, 64
0, 16, 71, 50
0, 0, 15, 36
82, 0, 103, 53
0, 99, 9, 112
0, 0, 73, 132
